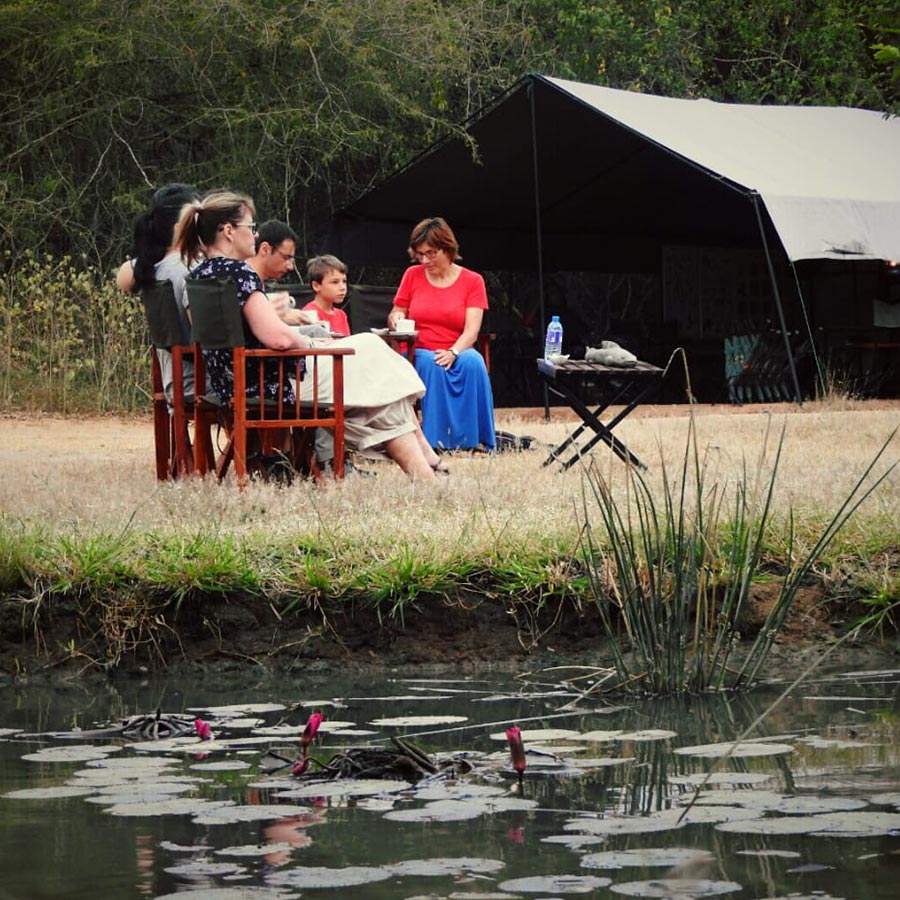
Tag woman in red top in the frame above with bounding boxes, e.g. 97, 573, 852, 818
388, 217, 495, 451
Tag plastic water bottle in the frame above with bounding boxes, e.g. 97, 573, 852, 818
544, 315, 563, 360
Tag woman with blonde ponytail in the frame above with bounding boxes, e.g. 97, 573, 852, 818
178, 190, 441, 480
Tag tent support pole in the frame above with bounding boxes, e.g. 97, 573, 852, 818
752, 192, 803, 404
789, 261, 827, 396
527, 78, 550, 420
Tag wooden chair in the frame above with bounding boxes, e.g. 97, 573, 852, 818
186, 277, 354, 486
140, 280, 203, 479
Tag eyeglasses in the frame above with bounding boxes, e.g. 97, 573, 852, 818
235, 221, 258, 235
414, 248, 440, 261
274, 250, 295, 263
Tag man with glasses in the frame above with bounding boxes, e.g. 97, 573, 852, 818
246, 220, 375, 477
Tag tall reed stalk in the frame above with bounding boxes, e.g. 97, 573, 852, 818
579, 417, 897, 694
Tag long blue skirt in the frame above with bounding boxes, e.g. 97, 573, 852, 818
414, 348, 495, 450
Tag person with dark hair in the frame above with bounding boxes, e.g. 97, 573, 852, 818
302, 255, 351, 337
116, 182, 200, 399
248, 220, 325, 330
176, 193, 443, 480
387, 216, 495, 453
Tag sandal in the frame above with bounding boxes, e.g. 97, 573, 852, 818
431, 460, 451, 476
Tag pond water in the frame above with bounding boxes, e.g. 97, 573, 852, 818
1, 666, 898, 900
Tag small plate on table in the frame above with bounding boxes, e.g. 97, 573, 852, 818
370, 327, 389, 336
389, 330, 418, 338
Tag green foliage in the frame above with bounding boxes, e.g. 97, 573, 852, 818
529, 0, 891, 106
0, 0, 892, 291
0, 251, 146, 411
0, 0, 542, 271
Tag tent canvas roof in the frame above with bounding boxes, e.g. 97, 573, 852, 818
330, 74, 900, 272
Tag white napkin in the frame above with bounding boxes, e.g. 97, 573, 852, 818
584, 340, 638, 367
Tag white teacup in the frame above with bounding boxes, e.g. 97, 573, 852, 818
394, 318, 416, 333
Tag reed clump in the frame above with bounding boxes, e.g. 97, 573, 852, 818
579, 415, 898, 694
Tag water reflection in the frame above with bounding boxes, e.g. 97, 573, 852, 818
0, 668, 898, 899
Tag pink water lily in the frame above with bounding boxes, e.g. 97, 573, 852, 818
506, 726, 526, 786
291, 757, 311, 776
300, 712, 324, 753
194, 718, 212, 741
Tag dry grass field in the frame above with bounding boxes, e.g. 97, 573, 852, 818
3, 400, 898, 553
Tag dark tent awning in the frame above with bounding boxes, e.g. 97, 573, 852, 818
330, 74, 900, 273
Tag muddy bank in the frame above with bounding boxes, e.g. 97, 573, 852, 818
3, 586, 898, 684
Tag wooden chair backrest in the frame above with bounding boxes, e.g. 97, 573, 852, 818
141, 280, 190, 350
185, 275, 355, 484
185, 277, 246, 350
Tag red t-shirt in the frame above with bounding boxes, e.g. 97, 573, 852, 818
393, 265, 488, 351
301, 301, 350, 337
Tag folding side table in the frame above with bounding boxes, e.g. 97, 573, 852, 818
537, 358, 664, 470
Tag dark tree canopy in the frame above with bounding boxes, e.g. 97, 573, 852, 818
0, 0, 894, 276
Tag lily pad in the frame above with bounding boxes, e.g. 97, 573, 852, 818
735, 849, 801, 858
190, 760, 252, 772
541, 834, 606, 848
383, 800, 487, 823
580, 847, 716, 870
83, 756, 178, 771
668, 772, 773, 787
154, 890, 292, 900
104, 798, 233, 818
191, 803, 314, 826
346, 694, 453, 702
89, 780, 196, 796
499, 874, 611, 892
564, 810, 686, 836
266, 865, 393, 889
159, 840, 212, 853
369, 715, 468, 726
674, 741, 795, 759
89, 792, 192, 807
215, 843, 294, 858
212, 717, 264, 729
489, 728, 581, 742
716, 811, 900, 836
389, 857, 506, 877
610, 878, 742, 896
3, 785, 98, 800
277, 778, 410, 799
581, 730, 624, 742
616, 729, 678, 742
571, 757, 636, 769
21, 745, 121, 763
799, 736, 877, 749
765, 796, 869, 815
164, 860, 246, 877
684, 789, 776, 809
414, 783, 508, 801
188, 703, 286, 716
672, 805, 763, 825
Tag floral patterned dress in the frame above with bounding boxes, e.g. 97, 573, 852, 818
188, 256, 301, 403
